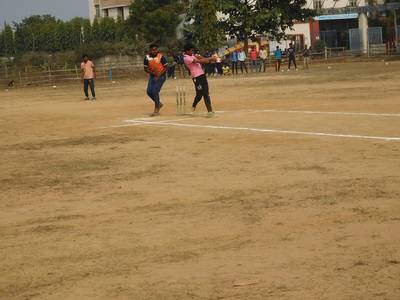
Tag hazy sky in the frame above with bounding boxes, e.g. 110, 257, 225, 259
0, 0, 89, 28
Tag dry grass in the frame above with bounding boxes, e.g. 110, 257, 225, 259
1, 60, 400, 299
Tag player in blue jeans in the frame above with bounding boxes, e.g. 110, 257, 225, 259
144, 44, 168, 116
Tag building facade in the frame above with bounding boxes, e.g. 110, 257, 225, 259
88, 0, 132, 22
276, 0, 393, 52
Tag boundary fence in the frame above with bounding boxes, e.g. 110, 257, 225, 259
0, 62, 144, 87
1, 49, 400, 88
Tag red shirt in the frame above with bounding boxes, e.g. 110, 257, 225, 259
249, 50, 258, 61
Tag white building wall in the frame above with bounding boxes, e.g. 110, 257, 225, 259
88, 0, 131, 21
107, 8, 119, 19
103, 7, 130, 20
288, 23, 311, 45
305, 0, 382, 9
123, 7, 130, 19
269, 23, 311, 53
272, 0, 375, 51
305, 0, 352, 9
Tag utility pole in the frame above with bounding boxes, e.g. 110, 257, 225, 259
394, 9, 399, 53
80, 25, 85, 44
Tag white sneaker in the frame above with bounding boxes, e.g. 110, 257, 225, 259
206, 112, 215, 118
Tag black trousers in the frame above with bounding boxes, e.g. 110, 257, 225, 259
288, 55, 297, 69
205, 63, 213, 76
215, 63, 223, 75
231, 61, 238, 74
239, 61, 248, 73
84, 79, 95, 98
275, 59, 281, 72
193, 74, 212, 112
167, 65, 175, 78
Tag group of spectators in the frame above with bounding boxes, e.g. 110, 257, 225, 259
165, 42, 313, 79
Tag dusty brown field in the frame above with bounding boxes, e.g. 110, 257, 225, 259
1, 61, 400, 299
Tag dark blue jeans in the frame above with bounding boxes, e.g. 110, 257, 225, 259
147, 74, 166, 108
84, 79, 95, 98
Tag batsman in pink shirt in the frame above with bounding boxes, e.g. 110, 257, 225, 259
183, 43, 216, 117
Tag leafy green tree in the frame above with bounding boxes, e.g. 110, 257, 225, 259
14, 15, 59, 52
115, 17, 126, 42
2, 24, 15, 56
127, 0, 184, 44
185, 0, 222, 51
0, 31, 3, 56
82, 19, 93, 44
217, 0, 313, 51
6, 12, 158, 62
98, 17, 117, 42
91, 18, 100, 42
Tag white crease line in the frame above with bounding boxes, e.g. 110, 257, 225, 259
97, 123, 144, 129
124, 117, 193, 123
97, 116, 204, 130
114, 120, 400, 141
216, 109, 400, 117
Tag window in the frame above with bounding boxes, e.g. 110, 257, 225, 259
118, 7, 124, 19
349, 0, 357, 7
95, 5, 100, 18
313, 0, 322, 10
103, 9, 109, 17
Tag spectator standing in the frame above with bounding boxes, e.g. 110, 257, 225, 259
249, 46, 259, 73
167, 52, 177, 79
213, 50, 223, 76
287, 43, 298, 71
274, 46, 283, 72
230, 50, 239, 75
258, 45, 268, 72
81, 54, 96, 101
175, 50, 186, 78
203, 50, 213, 76
303, 45, 311, 70
238, 48, 248, 74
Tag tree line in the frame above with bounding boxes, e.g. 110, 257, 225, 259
0, 15, 136, 57
0, 0, 312, 62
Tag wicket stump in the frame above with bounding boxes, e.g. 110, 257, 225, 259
176, 80, 186, 115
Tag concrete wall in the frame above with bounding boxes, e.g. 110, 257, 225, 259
287, 23, 312, 46
88, 0, 131, 21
